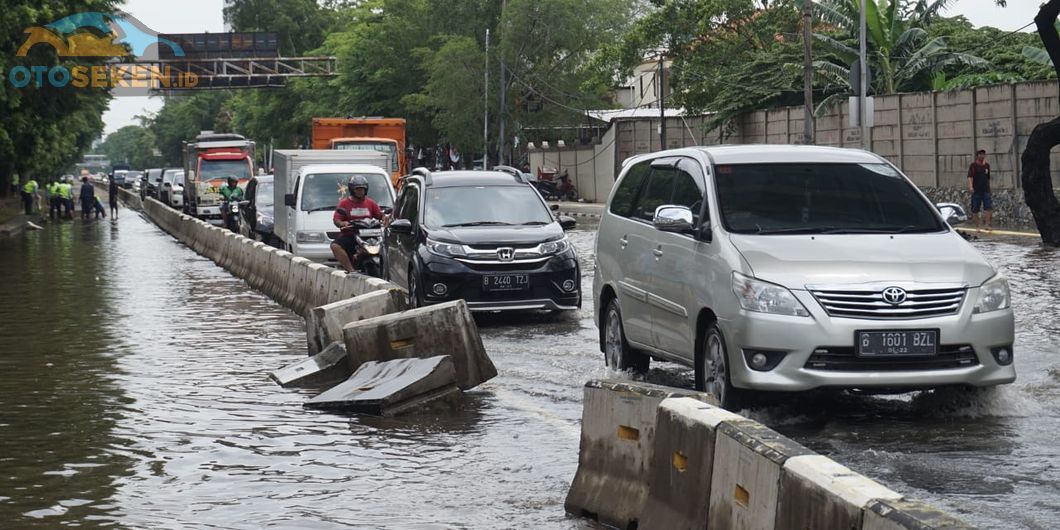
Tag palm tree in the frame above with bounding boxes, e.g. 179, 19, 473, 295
810, 0, 988, 113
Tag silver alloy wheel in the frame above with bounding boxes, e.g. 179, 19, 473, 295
604, 304, 623, 368
705, 332, 727, 404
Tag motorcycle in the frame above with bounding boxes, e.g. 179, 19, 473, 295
349, 217, 385, 278
533, 167, 579, 202
222, 199, 240, 232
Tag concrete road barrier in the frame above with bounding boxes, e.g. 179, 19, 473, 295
306, 263, 334, 310
270, 341, 351, 388
264, 250, 294, 303
284, 256, 311, 315
863, 499, 976, 530
248, 244, 275, 292
326, 269, 348, 304
707, 418, 815, 530
341, 299, 496, 390
304, 355, 460, 416
564, 380, 716, 529
777, 455, 903, 530
640, 397, 745, 530
306, 289, 409, 356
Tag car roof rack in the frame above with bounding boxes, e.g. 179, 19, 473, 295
491, 165, 528, 183
410, 167, 432, 185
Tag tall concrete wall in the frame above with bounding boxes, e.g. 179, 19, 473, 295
528, 81, 1060, 221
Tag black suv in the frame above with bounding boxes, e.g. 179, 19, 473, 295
385, 168, 581, 312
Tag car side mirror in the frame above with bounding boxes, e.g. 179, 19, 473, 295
559, 215, 577, 231
936, 202, 967, 226
284, 194, 296, 207
653, 205, 695, 234
550, 204, 560, 211
389, 218, 413, 234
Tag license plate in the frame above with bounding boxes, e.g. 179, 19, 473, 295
482, 274, 529, 292
856, 330, 938, 357
358, 228, 382, 237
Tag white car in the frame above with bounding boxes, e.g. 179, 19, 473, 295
160, 169, 184, 209
593, 145, 1015, 409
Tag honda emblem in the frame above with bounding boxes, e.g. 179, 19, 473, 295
497, 247, 515, 261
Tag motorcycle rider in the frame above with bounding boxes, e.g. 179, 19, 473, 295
219, 175, 244, 230
330, 174, 383, 273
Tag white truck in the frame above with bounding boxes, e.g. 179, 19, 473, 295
273, 150, 396, 264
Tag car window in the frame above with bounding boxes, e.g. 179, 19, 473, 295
714, 163, 946, 234
423, 185, 552, 228
671, 163, 704, 226
397, 184, 420, 225
633, 167, 677, 222
609, 161, 649, 218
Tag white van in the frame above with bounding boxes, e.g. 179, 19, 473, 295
593, 145, 1015, 409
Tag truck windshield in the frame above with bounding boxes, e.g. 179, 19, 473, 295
200, 160, 251, 181
300, 173, 393, 212
423, 185, 553, 228
714, 163, 945, 235
333, 142, 398, 172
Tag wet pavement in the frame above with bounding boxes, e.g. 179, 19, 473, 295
0, 212, 1058, 528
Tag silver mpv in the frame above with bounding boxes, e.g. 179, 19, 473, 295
593, 145, 1015, 409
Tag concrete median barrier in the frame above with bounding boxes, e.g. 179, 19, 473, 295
306, 289, 408, 356
326, 269, 348, 304
777, 454, 903, 530
263, 250, 294, 303
306, 263, 334, 310
863, 499, 976, 530
247, 244, 275, 292
284, 256, 312, 316
564, 380, 715, 529
270, 341, 350, 388
639, 397, 745, 530
707, 418, 815, 530
341, 299, 496, 390
304, 355, 460, 416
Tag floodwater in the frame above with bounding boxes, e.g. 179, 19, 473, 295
0, 211, 1057, 529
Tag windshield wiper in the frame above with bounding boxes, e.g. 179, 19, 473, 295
442, 221, 514, 227
754, 226, 836, 235
305, 206, 337, 213
521, 221, 549, 225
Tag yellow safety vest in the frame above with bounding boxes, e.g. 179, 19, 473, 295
59, 183, 73, 199
22, 180, 38, 194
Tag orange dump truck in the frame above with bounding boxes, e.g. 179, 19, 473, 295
311, 117, 407, 187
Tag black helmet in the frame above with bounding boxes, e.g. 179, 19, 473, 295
348, 175, 369, 195
227, 175, 238, 186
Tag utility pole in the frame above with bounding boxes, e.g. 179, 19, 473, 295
859, 0, 869, 150
497, 0, 507, 166
658, 52, 666, 150
802, 0, 815, 144
484, 28, 490, 167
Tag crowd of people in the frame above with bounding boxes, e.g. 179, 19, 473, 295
17, 169, 115, 221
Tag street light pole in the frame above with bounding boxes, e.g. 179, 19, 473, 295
859, 0, 869, 150
802, 0, 814, 144
658, 52, 666, 150
484, 28, 490, 167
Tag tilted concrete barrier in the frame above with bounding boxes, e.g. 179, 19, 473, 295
341, 299, 496, 390
306, 289, 409, 356
564, 380, 716, 529
640, 397, 744, 530
304, 355, 461, 416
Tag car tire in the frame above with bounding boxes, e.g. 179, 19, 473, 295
697, 323, 747, 410
407, 264, 423, 308
602, 298, 649, 373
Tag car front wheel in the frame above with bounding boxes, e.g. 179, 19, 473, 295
697, 323, 746, 410
603, 299, 649, 373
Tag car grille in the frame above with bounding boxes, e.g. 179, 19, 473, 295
809, 285, 966, 319
804, 345, 979, 372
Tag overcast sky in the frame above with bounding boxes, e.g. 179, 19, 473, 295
99, 0, 1044, 138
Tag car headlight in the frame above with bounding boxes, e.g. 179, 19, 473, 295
296, 231, 326, 243
732, 272, 810, 317
975, 274, 1010, 314
539, 237, 570, 255
426, 238, 467, 257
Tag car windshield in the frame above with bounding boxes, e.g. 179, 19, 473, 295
715, 163, 945, 235
299, 172, 393, 212
333, 142, 398, 172
423, 185, 553, 228
257, 181, 274, 208
200, 160, 251, 181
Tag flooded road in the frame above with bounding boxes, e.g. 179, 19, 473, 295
1, 211, 1058, 528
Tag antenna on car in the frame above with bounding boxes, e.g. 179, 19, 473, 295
411, 167, 432, 185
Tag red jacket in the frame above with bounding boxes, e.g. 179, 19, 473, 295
334, 196, 382, 227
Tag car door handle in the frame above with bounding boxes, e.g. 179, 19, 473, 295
619, 236, 628, 249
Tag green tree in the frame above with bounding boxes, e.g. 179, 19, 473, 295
149, 92, 233, 166
99, 125, 161, 169
223, 0, 338, 55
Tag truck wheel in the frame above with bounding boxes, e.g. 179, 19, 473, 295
603, 299, 649, 373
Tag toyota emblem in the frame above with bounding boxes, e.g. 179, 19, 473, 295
882, 287, 907, 305
497, 247, 515, 261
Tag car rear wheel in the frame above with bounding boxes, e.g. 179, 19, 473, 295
603, 299, 649, 373
697, 323, 746, 410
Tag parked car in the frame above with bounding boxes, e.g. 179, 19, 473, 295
112, 170, 128, 187
121, 170, 142, 189
160, 169, 185, 209
239, 174, 277, 245
593, 145, 1015, 409
385, 168, 580, 312
142, 168, 164, 199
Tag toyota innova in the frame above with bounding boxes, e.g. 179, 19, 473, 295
593, 145, 1015, 409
